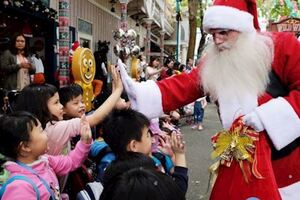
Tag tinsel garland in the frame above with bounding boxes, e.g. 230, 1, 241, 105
210, 116, 264, 183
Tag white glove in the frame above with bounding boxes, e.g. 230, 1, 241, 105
243, 111, 265, 132
117, 59, 163, 118
117, 59, 138, 103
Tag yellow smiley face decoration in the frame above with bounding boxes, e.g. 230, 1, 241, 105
72, 47, 96, 112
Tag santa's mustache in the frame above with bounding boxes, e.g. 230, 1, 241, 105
216, 43, 232, 51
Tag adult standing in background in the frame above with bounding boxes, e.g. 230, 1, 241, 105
0, 33, 35, 90
185, 58, 194, 73
145, 57, 162, 81
158, 57, 174, 80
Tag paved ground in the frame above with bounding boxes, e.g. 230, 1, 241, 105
180, 103, 222, 200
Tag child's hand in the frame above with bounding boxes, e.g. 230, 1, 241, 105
111, 65, 123, 92
115, 98, 131, 110
80, 114, 92, 144
158, 134, 173, 157
171, 132, 185, 154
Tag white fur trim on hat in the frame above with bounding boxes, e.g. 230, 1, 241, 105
203, 6, 255, 33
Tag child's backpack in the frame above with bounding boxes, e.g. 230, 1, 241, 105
0, 175, 40, 199
90, 140, 174, 181
76, 181, 103, 200
90, 140, 116, 182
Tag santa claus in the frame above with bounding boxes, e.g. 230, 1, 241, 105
118, 0, 300, 199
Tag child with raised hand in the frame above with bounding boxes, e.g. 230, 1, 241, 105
0, 111, 92, 200
14, 65, 123, 156
101, 109, 188, 193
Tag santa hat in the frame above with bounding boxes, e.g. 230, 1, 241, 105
203, 0, 260, 33
71, 41, 80, 51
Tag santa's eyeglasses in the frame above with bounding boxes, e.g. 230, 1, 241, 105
209, 29, 233, 40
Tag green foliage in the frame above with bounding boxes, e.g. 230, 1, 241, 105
257, 0, 299, 22
270, 2, 291, 20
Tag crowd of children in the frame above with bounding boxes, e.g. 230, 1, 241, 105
0, 63, 189, 200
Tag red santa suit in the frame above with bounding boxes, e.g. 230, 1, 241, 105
134, 33, 300, 200
118, 1, 300, 200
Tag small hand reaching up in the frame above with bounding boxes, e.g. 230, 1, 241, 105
111, 64, 123, 93
158, 134, 173, 158
80, 114, 92, 144
115, 98, 131, 110
171, 132, 186, 168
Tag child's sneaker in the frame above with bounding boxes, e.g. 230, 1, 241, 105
198, 125, 203, 131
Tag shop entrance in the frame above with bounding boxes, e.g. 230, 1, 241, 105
0, 3, 57, 85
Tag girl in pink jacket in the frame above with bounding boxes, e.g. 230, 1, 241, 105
14, 65, 123, 156
0, 111, 92, 200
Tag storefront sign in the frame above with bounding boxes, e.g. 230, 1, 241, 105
277, 23, 300, 32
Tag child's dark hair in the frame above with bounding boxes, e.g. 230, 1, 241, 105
14, 83, 58, 128
58, 84, 83, 107
102, 152, 156, 186
100, 166, 185, 200
102, 109, 150, 157
0, 111, 38, 160
164, 56, 173, 67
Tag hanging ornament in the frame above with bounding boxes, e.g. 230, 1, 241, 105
126, 29, 137, 40
131, 45, 140, 57
113, 28, 141, 61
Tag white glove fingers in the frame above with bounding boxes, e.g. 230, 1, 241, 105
117, 59, 138, 102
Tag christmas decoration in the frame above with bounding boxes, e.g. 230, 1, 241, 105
210, 117, 263, 183
112, 28, 140, 60
1, 0, 57, 21
58, 0, 70, 87
72, 48, 96, 112
113, 28, 141, 79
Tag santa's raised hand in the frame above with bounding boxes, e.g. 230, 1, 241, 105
117, 58, 163, 119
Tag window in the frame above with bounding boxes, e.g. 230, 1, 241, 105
78, 18, 92, 35
77, 18, 93, 50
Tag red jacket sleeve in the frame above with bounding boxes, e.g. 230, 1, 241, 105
157, 67, 204, 112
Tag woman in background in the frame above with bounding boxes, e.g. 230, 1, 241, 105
0, 33, 35, 90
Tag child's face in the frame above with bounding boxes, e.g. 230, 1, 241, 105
133, 126, 152, 156
63, 95, 86, 118
47, 92, 64, 121
27, 121, 49, 159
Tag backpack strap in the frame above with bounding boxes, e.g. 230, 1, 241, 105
91, 141, 113, 165
0, 175, 40, 200
152, 152, 174, 174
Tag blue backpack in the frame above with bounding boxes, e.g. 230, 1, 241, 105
90, 140, 174, 181
0, 175, 40, 199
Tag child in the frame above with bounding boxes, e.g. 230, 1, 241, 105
0, 111, 92, 199
192, 96, 207, 130
58, 83, 86, 120
100, 152, 186, 200
101, 109, 188, 193
14, 65, 122, 156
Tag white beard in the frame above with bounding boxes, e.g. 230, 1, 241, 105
201, 32, 274, 102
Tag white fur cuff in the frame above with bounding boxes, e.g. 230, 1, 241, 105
279, 181, 300, 200
256, 97, 300, 150
135, 80, 164, 119
203, 6, 255, 33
